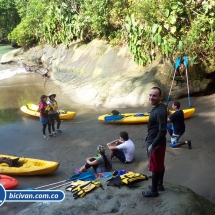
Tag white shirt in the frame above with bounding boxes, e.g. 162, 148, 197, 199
117, 139, 135, 162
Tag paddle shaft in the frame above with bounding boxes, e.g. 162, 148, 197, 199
48, 181, 73, 190
33, 179, 67, 190
105, 113, 150, 122
27, 170, 95, 190
166, 68, 177, 105
185, 67, 191, 107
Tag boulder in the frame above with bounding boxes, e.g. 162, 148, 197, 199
17, 178, 215, 215
0, 48, 23, 64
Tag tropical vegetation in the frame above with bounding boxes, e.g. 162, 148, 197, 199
0, 0, 214, 65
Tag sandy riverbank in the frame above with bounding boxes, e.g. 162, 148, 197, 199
0, 70, 215, 214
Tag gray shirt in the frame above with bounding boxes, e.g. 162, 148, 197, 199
96, 154, 112, 173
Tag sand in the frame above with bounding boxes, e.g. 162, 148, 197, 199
0, 71, 215, 214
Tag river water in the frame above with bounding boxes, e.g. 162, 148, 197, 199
0, 45, 105, 124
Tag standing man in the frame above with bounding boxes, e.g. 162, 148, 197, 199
167, 101, 191, 149
142, 87, 167, 198
47, 93, 62, 136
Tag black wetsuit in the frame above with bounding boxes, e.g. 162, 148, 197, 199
147, 103, 167, 148
145, 103, 167, 194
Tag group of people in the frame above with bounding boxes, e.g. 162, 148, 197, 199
39, 93, 62, 140
76, 131, 135, 174
76, 86, 192, 198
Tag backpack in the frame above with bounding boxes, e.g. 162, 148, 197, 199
0, 157, 21, 167
106, 176, 123, 188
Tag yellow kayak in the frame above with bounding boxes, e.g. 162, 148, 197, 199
98, 108, 196, 124
21, 103, 76, 120
0, 154, 59, 175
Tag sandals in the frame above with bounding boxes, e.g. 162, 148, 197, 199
75, 168, 81, 174
44, 136, 49, 140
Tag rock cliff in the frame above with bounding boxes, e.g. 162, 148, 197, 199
1, 40, 214, 108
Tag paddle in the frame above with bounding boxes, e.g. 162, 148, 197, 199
104, 113, 150, 122
183, 56, 191, 107
166, 58, 180, 105
25, 170, 96, 190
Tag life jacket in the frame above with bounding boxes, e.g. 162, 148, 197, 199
39, 101, 48, 117
46, 99, 58, 114
106, 171, 148, 188
65, 180, 103, 199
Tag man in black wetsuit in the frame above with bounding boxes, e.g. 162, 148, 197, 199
142, 87, 167, 198
167, 101, 191, 149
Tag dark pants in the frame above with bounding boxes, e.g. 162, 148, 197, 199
84, 158, 98, 172
151, 168, 165, 192
112, 141, 132, 164
42, 122, 51, 135
113, 149, 126, 163
49, 113, 61, 132
166, 124, 185, 147
166, 124, 173, 136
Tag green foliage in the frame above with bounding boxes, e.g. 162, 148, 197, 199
122, 0, 215, 65
78, 0, 113, 39
3, 0, 215, 66
14, 0, 29, 18
0, 0, 20, 40
39, 2, 82, 45
8, 0, 49, 46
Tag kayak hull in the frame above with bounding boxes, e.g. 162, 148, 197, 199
0, 174, 19, 189
21, 104, 76, 120
0, 154, 59, 176
98, 108, 196, 124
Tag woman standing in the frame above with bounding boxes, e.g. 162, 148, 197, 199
47, 93, 62, 136
39, 95, 52, 140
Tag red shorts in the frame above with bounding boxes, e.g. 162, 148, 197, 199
148, 144, 166, 172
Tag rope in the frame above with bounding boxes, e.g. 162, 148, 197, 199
67, 117, 98, 124
62, 167, 72, 177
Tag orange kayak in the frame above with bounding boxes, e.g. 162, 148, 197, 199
0, 174, 19, 189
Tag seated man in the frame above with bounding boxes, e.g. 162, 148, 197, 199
106, 131, 135, 163
167, 101, 191, 149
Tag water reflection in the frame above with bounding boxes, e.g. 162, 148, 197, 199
0, 108, 21, 124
